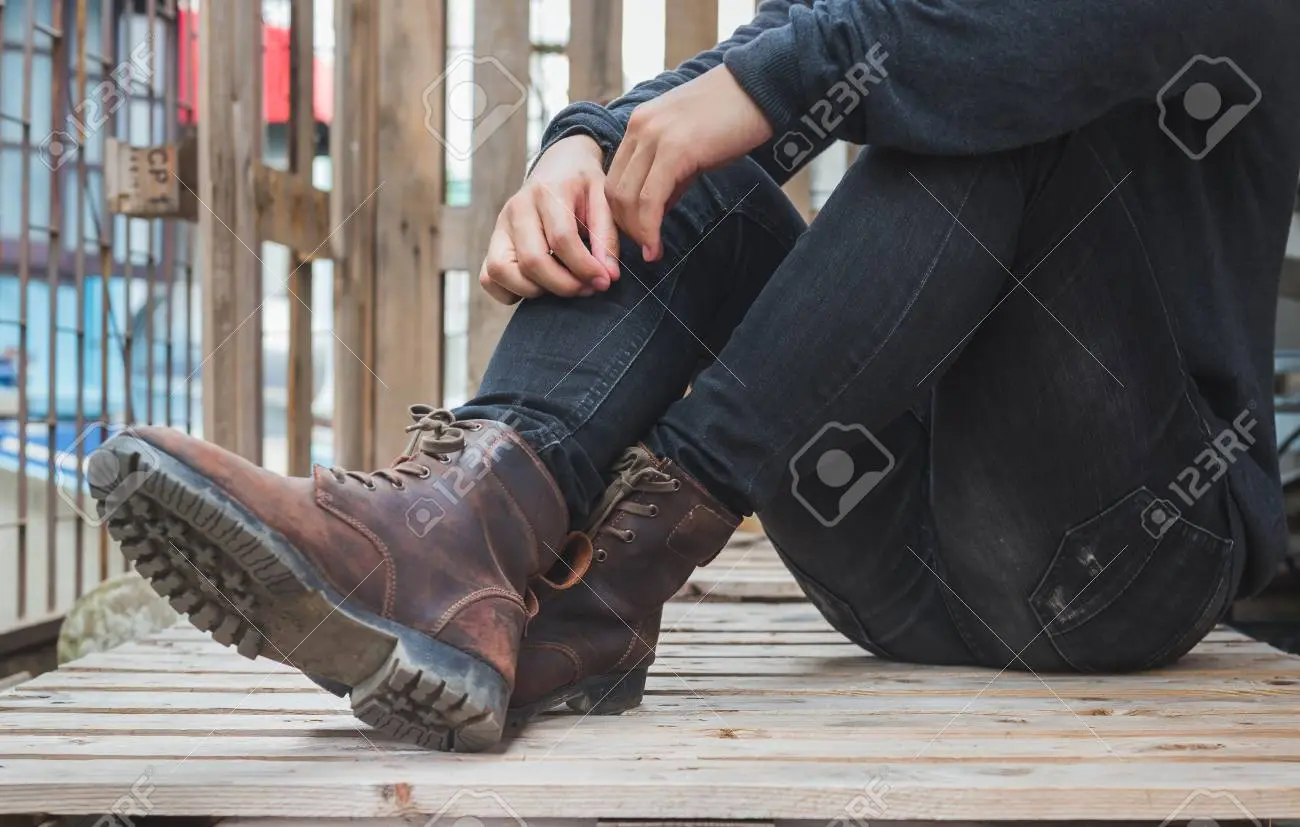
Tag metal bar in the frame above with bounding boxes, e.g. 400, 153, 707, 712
144, 0, 157, 426
161, 0, 178, 430
46, 0, 67, 615
15, 0, 35, 619
183, 0, 194, 437
97, 0, 113, 582
72, 0, 89, 599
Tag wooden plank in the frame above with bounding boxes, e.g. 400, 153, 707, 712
331, 0, 380, 471
464, 0, 531, 398
199, 0, 265, 462
4, 540, 1300, 822
371, 0, 447, 461
285, 0, 316, 477
665, 0, 719, 69
1, 758, 1299, 821
569, 0, 623, 103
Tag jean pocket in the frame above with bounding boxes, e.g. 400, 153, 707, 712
1028, 486, 1234, 673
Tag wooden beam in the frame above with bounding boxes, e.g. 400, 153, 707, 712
372, 0, 447, 461
464, 0, 531, 398
665, 0, 718, 69
331, 0, 379, 471
253, 167, 333, 258
199, 0, 264, 462
569, 0, 623, 103
285, 0, 315, 477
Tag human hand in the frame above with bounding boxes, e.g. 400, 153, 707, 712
479, 135, 620, 305
606, 65, 773, 262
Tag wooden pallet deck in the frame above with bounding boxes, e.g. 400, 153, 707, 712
2, 536, 1300, 824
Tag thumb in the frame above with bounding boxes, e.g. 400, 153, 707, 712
587, 178, 621, 281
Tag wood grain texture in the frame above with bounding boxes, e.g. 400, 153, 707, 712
330, 0, 380, 471
198, 0, 264, 462
1, 539, 1298, 822
464, 0, 531, 398
371, 0, 447, 461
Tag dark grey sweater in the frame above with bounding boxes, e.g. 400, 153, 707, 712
540, 0, 1300, 593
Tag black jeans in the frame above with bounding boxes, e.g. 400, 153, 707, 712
458, 135, 1246, 674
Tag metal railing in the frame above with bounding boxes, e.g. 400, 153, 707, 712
0, 0, 194, 628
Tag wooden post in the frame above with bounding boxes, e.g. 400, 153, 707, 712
286, 0, 314, 476
665, 0, 717, 69
331, 0, 379, 471
569, 0, 623, 103
464, 0, 531, 398
371, 0, 447, 462
198, 0, 264, 462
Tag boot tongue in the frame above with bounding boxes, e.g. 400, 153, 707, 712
585, 446, 661, 533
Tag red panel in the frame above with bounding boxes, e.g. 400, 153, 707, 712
176, 8, 333, 127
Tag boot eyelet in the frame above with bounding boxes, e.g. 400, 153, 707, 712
417, 467, 432, 480
436, 454, 452, 464
595, 548, 609, 562
363, 481, 377, 491
670, 479, 682, 491
623, 530, 636, 543
392, 481, 406, 491
465, 423, 482, 431
647, 504, 659, 517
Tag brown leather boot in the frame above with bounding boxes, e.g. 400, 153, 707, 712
507, 446, 739, 726
88, 407, 569, 751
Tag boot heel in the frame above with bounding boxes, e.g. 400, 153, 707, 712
566, 667, 648, 715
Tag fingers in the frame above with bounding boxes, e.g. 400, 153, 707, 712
510, 200, 589, 297
479, 266, 522, 305
584, 178, 621, 281
480, 224, 535, 305
606, 140, 658, 260
635, 157, 678, 262
537, 184, 609, 289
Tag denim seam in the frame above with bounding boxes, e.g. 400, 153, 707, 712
1081, 138, 1210, 439
739, 158, 991, 504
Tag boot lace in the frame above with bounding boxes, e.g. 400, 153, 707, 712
327, 405, 481, 490
586, 448, 680, 561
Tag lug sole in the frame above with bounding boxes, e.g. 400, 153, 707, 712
89, 434, 508, 753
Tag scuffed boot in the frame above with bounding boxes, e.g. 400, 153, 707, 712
508, 445, 740, 726
89, 406, 569, 751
